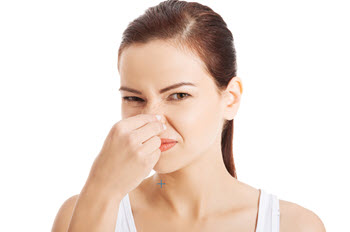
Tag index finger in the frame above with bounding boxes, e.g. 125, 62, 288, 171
121, 114, 162, 131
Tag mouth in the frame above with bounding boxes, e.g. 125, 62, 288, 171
160, 138, 178, 152
160, 138, 178, 144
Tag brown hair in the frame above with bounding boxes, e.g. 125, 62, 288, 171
117, 0, 237, 178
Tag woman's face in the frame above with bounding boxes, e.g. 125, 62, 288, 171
118, 40, 238, 173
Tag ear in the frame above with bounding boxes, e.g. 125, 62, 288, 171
222, 76, 243, 120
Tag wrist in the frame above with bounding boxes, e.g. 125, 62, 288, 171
83, 176, 125, 203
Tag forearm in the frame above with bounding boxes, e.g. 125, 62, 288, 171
67, 179, 123, 232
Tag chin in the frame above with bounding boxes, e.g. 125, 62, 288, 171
153, 156, 179, 174
153, 162, 173, 174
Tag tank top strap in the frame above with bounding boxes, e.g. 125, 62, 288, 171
255, 189, 280, 232
254, 189, 262, 232
115, 193, 137, 232
271, 193, 280, 232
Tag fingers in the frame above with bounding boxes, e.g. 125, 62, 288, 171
120, 114, 161, 131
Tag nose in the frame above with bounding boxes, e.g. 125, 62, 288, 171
141, 101, 165, 123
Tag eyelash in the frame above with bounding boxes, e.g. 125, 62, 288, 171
122, 92, 191, 102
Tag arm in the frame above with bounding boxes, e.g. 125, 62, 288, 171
52, 179, 124, 232
51, 194, 79, 232
297, 207, 326, 232
280, 199, 326, 232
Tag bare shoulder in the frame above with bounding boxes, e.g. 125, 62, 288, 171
51, 194, 80, 232
279, 199, 326, 232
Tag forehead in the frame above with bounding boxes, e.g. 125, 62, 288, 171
118, 40, 210, 86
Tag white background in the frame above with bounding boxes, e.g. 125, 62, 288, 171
0, 0, 349, 231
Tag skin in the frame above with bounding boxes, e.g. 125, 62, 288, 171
51, 39, 326, 232
116, 40, 326, 231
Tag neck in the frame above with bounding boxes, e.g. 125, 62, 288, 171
147, 137, 238, 220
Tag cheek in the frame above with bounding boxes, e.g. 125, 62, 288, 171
174, 97, 222, 150
121, 103, 129, 119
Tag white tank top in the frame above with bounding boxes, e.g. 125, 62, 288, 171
115, 189, 280, 232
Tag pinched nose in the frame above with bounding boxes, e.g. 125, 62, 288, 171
152, 114, 167, 128
156, 114, 166, 124
141, 101, 164, 119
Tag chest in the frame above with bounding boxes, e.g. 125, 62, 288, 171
132, 207, 259, 232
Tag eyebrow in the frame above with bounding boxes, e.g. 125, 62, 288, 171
118, 82, 197, 95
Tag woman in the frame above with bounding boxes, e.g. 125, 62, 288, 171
52, 1, 326, 231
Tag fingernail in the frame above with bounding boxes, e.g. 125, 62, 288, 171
163, 123, 167, 130
156, 115, 162, 121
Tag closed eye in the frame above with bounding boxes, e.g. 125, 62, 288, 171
122, 92, 191, 102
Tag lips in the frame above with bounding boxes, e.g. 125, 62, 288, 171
159, 138, 178, 152
160, 138, 178, 144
